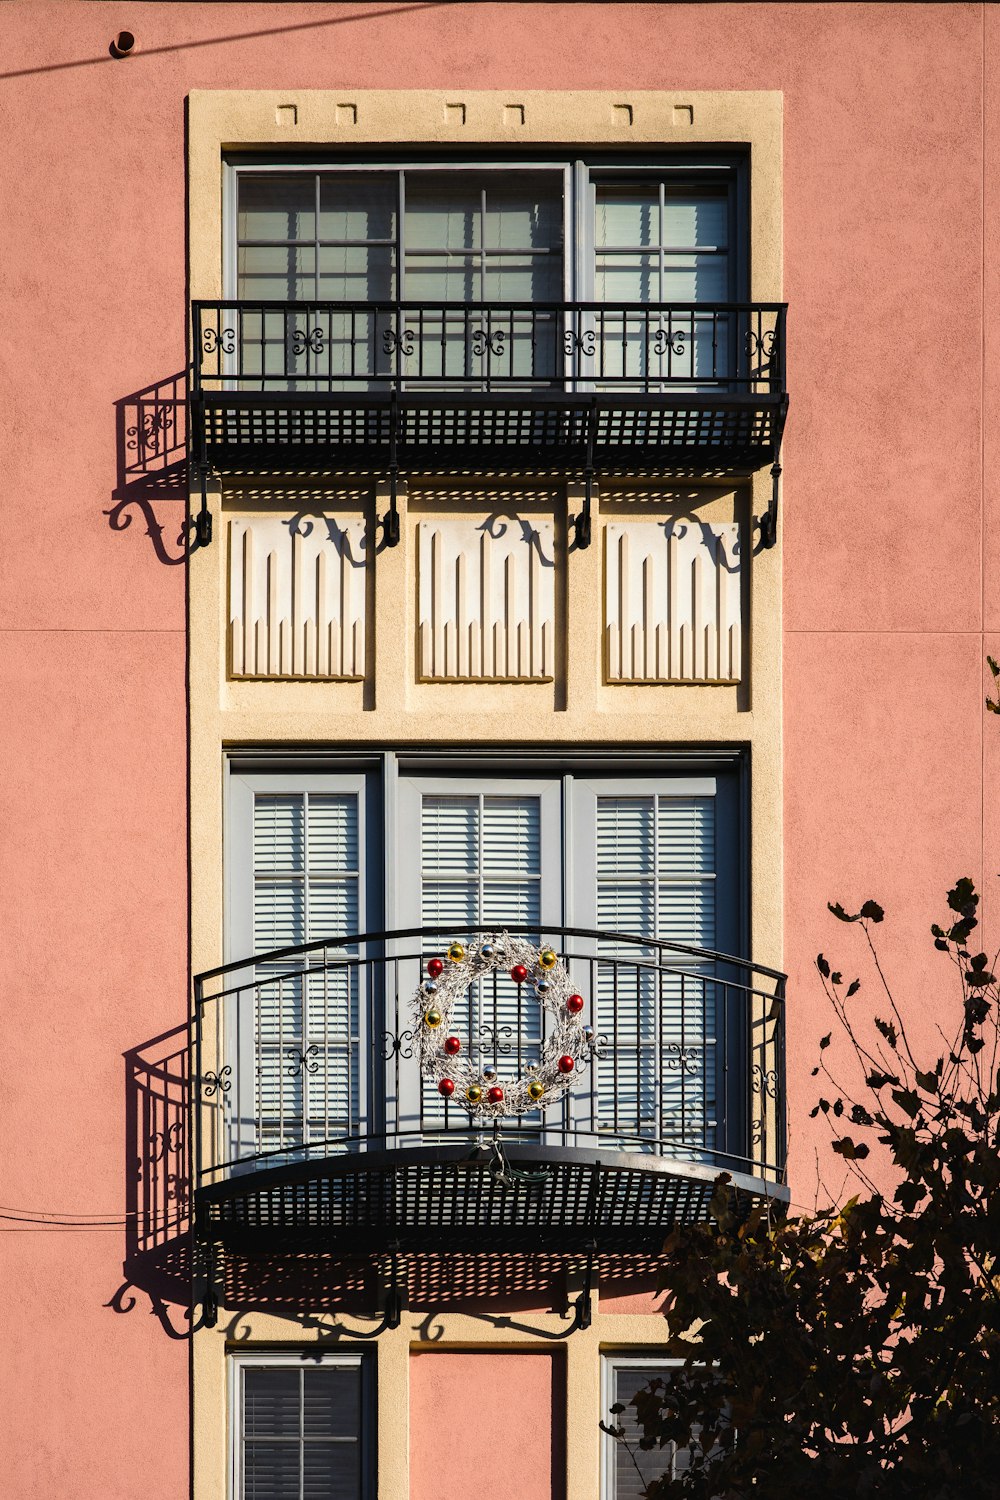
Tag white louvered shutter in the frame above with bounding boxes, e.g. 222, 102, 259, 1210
593, 792, 717, 1157
606, 1364, 687, 1499
419, 792, 543, 1128
252, 791, 361, 1154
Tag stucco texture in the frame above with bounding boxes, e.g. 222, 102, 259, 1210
1, 4, 995, 1498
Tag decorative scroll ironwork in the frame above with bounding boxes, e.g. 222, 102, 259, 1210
746, 328, 777, 363
203, 326, 235, 355
201, 1066, 231, 1098
751, 1062, 780, 1098
381, 326, 415, 357
564, 328, 596, 358
650, 327, 686, 357
292, 326, 325, 356
478, 1023, 515, 1056
382, 1028, 415, 1061
664, 1042, 700, 1074
472, 327, 506, 358
284, 1044, 320, 1077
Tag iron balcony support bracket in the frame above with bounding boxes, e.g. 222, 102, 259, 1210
195, 462, 213, 549
383, 393, 401, 547
574, 401, 598, 550
759, 444, 782, 550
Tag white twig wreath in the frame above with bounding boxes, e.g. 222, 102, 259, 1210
414, 931, 591, 1118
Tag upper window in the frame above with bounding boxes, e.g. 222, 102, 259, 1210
230, 160, 743, 306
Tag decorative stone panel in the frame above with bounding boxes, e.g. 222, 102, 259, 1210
418, 517, 555, 681
228, 515, 368, 680
605, 520, 742, 684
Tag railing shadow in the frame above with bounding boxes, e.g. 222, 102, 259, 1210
107, 1022, 194, 1339
106, 371, 190, 566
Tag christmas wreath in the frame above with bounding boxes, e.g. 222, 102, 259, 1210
414, 931, 591, 1118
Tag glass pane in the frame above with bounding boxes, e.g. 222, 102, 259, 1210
319, 246, 395, 303
662, 256, 728, 303
658, 798, 714, 876
238, 244, 315, 301
245, 1441, 300, 1500
405, 178, 481, 251
302, 1444, 361, 1500
320, 175, 396, 242
244, 1368, 300, 1437
595, 254, 658, 303
254, 883, 305, 952
484, 256, 561, 302
611, 1367, 678, 1496
404, 256, 479, 303
302, 1366, 361, 1438
663, 193, 728, 249
597, 798, 654, 877
239, 175, 315, 242
595, 187, 658, 248
309, 795, 358, 873
423, 797, 478, 874
484, 179, 562, 250
482, 797, 540, 875
255, 796, 305, 873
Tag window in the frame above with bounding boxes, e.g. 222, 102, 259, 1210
232, 1352, 373, 1500
603, 1357, 688, 1498
225, 159, 745, 389
227, 757, 743, 1163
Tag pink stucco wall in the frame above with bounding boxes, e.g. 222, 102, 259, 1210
409, 1351, 563, 1500
1, 3, 995, 1494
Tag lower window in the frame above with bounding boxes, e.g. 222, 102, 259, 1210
231, 1351, 373, 1500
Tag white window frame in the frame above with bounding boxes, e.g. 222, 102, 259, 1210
229, 1349, 374, 1500
601, 1353, 684, 1500
224, 157, 746, 308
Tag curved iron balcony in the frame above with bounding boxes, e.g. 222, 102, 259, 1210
189, 300, 787, 546
193, 926, 787, 1258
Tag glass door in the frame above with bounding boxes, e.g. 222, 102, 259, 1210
395, 775, 563, 1140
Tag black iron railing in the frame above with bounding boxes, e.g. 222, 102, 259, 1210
193, 925, 786, 1197
192, 300, 786, 396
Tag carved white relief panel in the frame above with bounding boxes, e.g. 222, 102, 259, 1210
605, 520, 742, 684
228, 514, 368, 680
418, 516, 555, 681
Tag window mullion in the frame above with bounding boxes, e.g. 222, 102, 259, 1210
299, 1366, 305, 1500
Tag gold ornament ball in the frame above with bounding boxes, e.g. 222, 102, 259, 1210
527, 1078, 545, 1101
447, 941, 466, 963
466, 1084, 483, 1104
538, 947, 558, 970
424, 1007, 443, 1029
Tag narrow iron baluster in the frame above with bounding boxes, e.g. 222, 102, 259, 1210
612, 961, 619, 1134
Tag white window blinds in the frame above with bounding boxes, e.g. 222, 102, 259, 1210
252, 792, 361, 1152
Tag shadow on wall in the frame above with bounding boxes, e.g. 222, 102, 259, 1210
107, 1022, 195, 1340
109, 1020, 664, 1340
106, 372, 190, 566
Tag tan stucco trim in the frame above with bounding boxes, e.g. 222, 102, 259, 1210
187, 86, 783, 1500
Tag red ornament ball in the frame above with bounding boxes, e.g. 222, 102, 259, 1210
438, 1077, 455, 1097
510, 964, 529, 984
557, 1055, 575, 1075
444, 1035, 461, 1056
566, 993, 584, 1014
426, 957, 444, 979
487, 1085, 505, 1104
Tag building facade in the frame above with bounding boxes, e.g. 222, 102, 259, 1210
3, 5, 996, 1499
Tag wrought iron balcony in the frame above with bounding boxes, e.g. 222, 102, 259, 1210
193, 926, 786, 1264
189, 300, 788, 546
